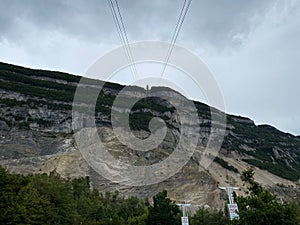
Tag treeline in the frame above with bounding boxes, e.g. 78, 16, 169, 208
0, 70, 77, 92
213, 156, 239, 173
0, 167, 148, 225
1, 167, 299, 225
0, 62, 80, 83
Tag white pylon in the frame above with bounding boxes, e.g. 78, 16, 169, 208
219, 186, 240, 220
177, 203, 191, 225
219, 186, 239, 204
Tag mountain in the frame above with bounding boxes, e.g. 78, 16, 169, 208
0, 61, 299, 210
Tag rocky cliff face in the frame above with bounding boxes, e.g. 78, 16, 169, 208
0, 62, 300, 210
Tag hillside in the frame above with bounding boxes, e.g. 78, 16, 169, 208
0, 61, 299, 209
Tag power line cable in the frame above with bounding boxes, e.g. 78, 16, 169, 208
114, 0, 138, 78
107, 0, 138, 79
107, 0, 192, 80
160, 0, 192, 78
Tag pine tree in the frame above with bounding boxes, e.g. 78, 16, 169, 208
146, 190, 180, 225
235, 168, 300, 225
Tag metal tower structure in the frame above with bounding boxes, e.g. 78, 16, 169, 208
146, 85, 149, 98
219, 186, 240, 220
177, 203, 191, 225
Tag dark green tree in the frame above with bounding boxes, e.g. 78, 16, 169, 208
0, 170, 55, 225
146, 190, 180, 225
28, 172, 82, 224
235, 168, 300, 225
6, 183, 53, 225
190, 207, 229, 225
118, 196, 147, 225
0, 166, 150, 225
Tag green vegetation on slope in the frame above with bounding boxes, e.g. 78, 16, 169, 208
226, 117, 300, 181
0, 166, 148, 225
0, 79, 74, 102
213, 156, 239, 173
1, 61, 300, 181
0, 62, 80, 83
234, 168, 300, 225
1, 167, 299, 225
242, 158, 300, 181
0, 70, 76, 92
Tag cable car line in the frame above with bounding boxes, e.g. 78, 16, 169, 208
160, 0, 192, 78
114, 0, 138, 78
107, 0, 192, 80
107, 0, 138, 79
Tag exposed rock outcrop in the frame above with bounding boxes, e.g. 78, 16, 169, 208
0, 62, 299, 210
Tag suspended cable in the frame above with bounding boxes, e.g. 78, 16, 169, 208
107, 0, 192, 80
114, 0, 138, 78
107, 0, 125, 45
108, 0, 135, 78
107, 0, 138, 79
115, 0, 137, 78
160, 0, 192, 78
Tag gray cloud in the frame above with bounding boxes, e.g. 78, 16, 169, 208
0, 0, 112, 42
0, 0, 277, 47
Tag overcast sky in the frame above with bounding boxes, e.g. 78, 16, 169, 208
0, 0, 300, 135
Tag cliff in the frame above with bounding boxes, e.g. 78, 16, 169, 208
0, 61, 299, 210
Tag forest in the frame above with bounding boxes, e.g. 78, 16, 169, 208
0, 166, 299, 225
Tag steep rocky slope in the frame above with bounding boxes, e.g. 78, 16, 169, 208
0, 62, 299, 210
